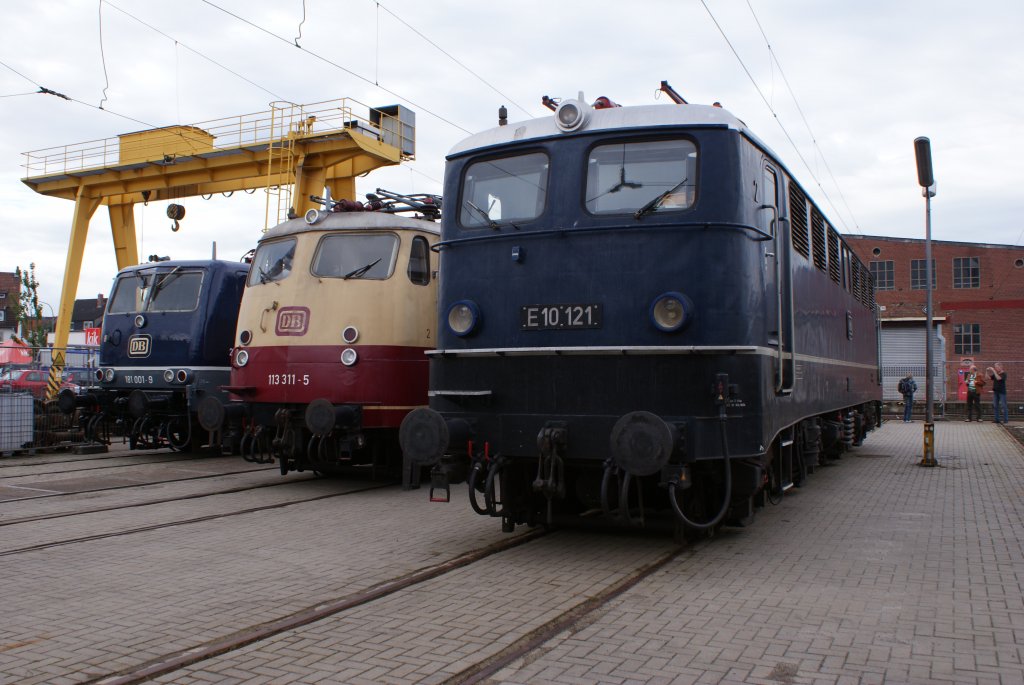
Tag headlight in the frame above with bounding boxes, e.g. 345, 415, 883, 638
163, 369, 175, 383
104, 368, 115, 382
94, 369, 105, 382
650, 292, 692, 332
134, 314, 146, 328
239, 329, 252, 345
235, 349, 249, 367
342, 326, 359, 344
176, 369, 190, 383
447, 300, 480, 337
554, 98, 590, 132
340, 348, 358, 366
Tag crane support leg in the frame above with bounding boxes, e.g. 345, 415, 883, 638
109, 203, 139, 270
47, 190, 101, 399
293, 158, 327, 216
326, 176, 355, 204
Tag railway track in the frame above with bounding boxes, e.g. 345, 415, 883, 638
0, 464, 279, 503
76, 527, 693, 685
85, 528, 550, 685
0, 452, 221, 477
0, 480, 396, 558
0, 473, 317, 527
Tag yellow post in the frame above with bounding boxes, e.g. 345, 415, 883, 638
920, 422, 936, 467
46, 189, 101, 399
109, 203, 139, 269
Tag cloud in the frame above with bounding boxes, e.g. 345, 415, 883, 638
1, 0, 1022, 311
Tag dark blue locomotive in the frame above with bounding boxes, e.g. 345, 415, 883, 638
400, 90, 881, 537
61, 258, 248, 451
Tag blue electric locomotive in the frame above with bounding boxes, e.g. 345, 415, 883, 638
61, 258, 249, 451
400, 88, 881, 537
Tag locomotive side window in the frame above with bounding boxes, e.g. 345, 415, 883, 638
459, 152, 548, 228
407, 235, 431, 286
249, 239, 297, 286
312, 233, 399, 280
585, 139, 696, 215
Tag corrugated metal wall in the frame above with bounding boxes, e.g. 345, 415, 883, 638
880, 324, 945, 401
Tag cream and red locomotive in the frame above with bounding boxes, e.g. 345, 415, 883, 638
199, 190, 440, 474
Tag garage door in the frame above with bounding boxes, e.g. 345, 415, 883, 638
881, 324, 945, 401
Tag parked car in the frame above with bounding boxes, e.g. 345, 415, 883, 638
0, 368, 73, 399
63, 368, 99, 391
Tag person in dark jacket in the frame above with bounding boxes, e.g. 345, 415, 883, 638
898, 373, 917, 423
987, 363, 1008, 424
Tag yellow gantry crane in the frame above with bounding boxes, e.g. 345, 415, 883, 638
21, 98, 415, 398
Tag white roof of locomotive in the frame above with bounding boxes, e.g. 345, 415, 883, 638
448, 102, 773, 158
262, 209, 440, 241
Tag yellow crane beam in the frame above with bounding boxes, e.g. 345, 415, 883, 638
21, 98, 414, 398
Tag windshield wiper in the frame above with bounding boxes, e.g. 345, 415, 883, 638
342, 258, 382, 280
634, 177, 689, 220
464, 201, 501, 230
146, 267, 181, 308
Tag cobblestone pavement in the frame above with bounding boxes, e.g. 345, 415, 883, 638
3, 421, 1022, 685
0, 461, 526, 685
488, 421, 1024, 685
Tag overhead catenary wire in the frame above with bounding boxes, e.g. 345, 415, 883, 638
199, 0, 472, 135
97, 0, 111, 109
102, 0, 285, 101
294, 0, 306, 47
2, 57, 220, 149
745, 0, 860, 233
699, 0, 850, 233
371, 1, 533, 119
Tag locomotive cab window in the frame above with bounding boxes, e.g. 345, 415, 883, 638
148, 270, 203, 312
249, 239, 296, 286
312, 233, 400, 280
108, 269, 204, 313
585, 139, 696, 215
108, 274, 145, 313
459, 152, 549, 228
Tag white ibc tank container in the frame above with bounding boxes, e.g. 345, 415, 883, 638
0, 392, 34, 452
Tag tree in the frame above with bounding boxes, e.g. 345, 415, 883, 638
13, 263, 49, 349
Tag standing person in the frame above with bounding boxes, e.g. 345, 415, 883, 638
965, 364, 984, 421
898, 372, 917, 423
987, 362, 1009, 424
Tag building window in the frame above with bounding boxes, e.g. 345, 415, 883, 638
954, 323, 981, 354
953, 256, 980, 288
0, 309, 5, 322
869, 260, 894, 290
910, 259, 935, 290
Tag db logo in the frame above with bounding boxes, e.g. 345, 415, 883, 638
128, 334, 152, 358
276, 306, 310, 336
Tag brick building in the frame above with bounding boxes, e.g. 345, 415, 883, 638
0, 271, 19, 342
845, 235, 1024, 407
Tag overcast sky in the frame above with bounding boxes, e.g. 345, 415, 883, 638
1, 0, 1022, 307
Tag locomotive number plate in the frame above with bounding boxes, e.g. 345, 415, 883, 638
520, 303, 602, 330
